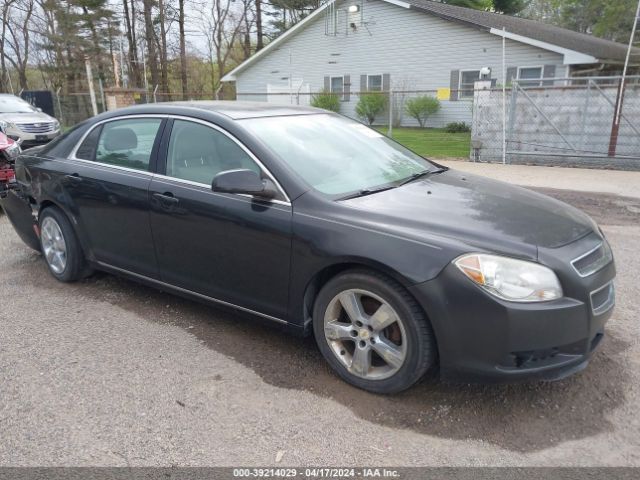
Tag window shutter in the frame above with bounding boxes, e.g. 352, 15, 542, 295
450, 70, 459, 101
344, 74, 350, 101
506, 67, 517, 85
324, 76, 330, 92
382, 73, 391, 91
542, 64, 556, 86
360, 74, 367, 93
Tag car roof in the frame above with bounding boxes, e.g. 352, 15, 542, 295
115, 101, 324, 120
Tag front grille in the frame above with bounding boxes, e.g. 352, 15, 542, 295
15, 122, 56, 134
590, 281, 615, 316
571, 242, 613, 277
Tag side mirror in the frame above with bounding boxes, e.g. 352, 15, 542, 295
36, 107, 43, 112
212, 169, 277, 199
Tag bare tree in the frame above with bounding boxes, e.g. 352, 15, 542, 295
178, 0, 188, 98
255, 0, 263, 51
122, 0, 141, 88
199, 0, 246, 98
157, 0, 169, 95
142, 0, 160, 93
3, 0, 35, 90
0, 0, 18, 91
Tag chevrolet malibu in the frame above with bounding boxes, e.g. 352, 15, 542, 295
0, 102, 615, 393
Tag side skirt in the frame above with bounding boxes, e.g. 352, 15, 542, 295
94, 261, 304, 335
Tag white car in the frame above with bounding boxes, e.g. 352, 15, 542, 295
0, 94, 61, 146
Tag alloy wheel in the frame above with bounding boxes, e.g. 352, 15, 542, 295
41, 216, 67, 274
323, 289, 407, 380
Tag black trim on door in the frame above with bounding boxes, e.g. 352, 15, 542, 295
148, 118, 169, 174
155, 118, 174, 175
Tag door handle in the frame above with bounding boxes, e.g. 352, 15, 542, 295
152, 192, 180, 207
65, 173, 83, 183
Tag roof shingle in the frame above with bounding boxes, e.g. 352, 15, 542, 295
405, 0, 636, 63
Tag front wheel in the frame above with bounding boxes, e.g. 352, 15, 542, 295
313, 270, 437, 394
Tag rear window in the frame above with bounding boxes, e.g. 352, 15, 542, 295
94, 118, 162, 171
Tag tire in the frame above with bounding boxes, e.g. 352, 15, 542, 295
313, 269, 437, 394
39, 206, 88, 282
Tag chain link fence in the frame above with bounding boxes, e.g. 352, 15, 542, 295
52, 78, 640, 169
472, 76, 640, 170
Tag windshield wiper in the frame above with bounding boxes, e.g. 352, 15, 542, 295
337, 185, 397, 201
399, 168, 447, 186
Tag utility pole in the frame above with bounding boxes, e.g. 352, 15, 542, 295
608, 0, 640, 157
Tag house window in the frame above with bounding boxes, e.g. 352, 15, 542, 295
460, 70, 481, 98
330, 76, 345, 99
518, 66, 543, 87
367, 75, 383, 92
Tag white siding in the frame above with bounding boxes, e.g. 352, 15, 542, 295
234, 0, 567, 127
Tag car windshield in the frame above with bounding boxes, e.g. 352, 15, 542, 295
241, 113, 439, 196
0, 96, 37, 113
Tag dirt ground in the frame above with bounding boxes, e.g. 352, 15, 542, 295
1, 187, 639, 466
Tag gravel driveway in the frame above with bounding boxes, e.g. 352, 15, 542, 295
1, 188, 639, 466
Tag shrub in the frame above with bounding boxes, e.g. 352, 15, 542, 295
444, 121, 471, 133
310, 90, 341, 112
404, 95, 440, 128
356, 93, 387, 125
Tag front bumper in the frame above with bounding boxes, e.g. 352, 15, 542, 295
6, 127, 60, 146
410, 235, 615, 383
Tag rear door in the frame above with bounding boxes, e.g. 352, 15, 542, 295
64, 116, 165, 277
148, 118, 293, 320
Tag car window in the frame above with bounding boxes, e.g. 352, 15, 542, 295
165, 120, 260, 185
75, 125, 102, 161
95, 118, 162, 171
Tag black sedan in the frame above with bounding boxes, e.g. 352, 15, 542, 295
1, 102, 616, 393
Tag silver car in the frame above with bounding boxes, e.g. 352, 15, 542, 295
0, 94, 61, 146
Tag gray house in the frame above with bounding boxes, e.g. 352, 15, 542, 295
222, 0, 632, 127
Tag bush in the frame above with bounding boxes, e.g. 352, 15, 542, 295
310, 90, 341, 112
356, 93, 387, 125
444, 121, 471, 133
404, 95, 440, 128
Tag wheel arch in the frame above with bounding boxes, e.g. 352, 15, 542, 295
37, 198, 94, 263
301, 258, 428, 335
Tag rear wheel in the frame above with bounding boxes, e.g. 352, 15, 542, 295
39, 207, 87, 282
313, 269, 437, 394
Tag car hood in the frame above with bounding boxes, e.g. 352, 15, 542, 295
0, 111, 55, 124
340, 170, 595, 255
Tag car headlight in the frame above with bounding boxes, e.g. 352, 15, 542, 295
0, 119, 16, 131
454, 253, 563, 302
53, 120, 60, 130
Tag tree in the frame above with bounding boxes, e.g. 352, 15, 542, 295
356, 93, 387, 126
405, 95, 441, 128
178, 0, 188, 98
199, 0, 246, 98
0, 0, 17, 91
442, 0, 528, 13
255, 0, 264, 51
3, 0, 35, 90
493, 0, 529, 14
122, 0, 141, 88
523, 0, 637, 43
142, 0, 160, 93
442, 0, 492, 9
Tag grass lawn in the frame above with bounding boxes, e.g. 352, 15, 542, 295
375, 127, 471, 159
